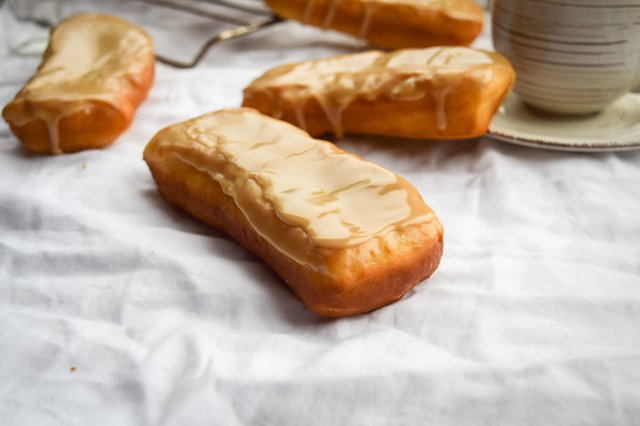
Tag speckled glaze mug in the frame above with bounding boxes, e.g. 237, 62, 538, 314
492, 0, 640, 115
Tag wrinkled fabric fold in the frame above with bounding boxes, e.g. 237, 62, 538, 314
1, 5, 640, 426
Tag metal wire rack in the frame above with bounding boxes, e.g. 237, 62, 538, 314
135, 0, 281, 68
1, 0, 282, 68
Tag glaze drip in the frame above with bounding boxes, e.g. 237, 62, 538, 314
322, 0, 339, 28
302, 0, 315, 23
358, 3, 379, 38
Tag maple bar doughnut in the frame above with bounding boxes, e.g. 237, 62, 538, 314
243, 47, 515, 140
265, 0, 483, 49
144, 108, 444, 317
2, 13, 155, 155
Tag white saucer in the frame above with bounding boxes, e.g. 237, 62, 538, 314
487, 93, 640, 152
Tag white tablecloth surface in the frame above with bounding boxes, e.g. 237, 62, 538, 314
1, 3, 639, 425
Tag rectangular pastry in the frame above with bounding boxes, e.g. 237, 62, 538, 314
144, 108, 444, 317
2, 13, 155, 154
243, 47, 515, 140
265, 0, 483, 49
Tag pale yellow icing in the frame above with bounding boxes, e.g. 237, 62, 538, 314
147, 108, 437, 271
244, 47, 507, 137
6, 13, 153, 154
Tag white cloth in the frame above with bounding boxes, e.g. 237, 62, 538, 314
1, 4, 639, 425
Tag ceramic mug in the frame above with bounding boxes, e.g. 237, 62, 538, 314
492, 0, 640, 115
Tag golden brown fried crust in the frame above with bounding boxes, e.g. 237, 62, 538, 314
2, 63, 154, 155
4, 102, 121, 155
144, 145, 443, 317
265, 0, 483, 49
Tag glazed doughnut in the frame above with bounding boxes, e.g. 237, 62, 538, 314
265, 0, 483, 49
144, 108, 444, 317
2, 13, 155, 155
242, 47, 515, 140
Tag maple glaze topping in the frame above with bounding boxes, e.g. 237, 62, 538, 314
364, 0, 482, 20
244, 47, 510, 137
4, 13, 153, 153
301, 0, 482, 28
146, 108, 437, 268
